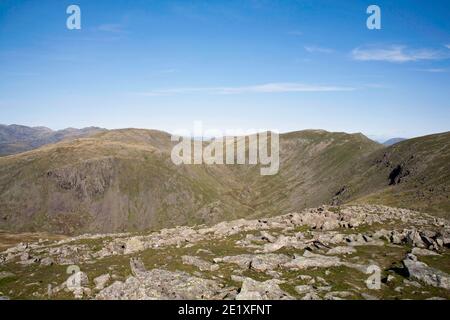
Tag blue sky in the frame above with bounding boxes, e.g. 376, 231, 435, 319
0, 0, 449, 141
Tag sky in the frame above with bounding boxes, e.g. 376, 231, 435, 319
0, 0, 449, 141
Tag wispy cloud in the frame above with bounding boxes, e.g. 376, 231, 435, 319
446, 44, 450, 50
414, 68, 448, 73
136, 83, 355, 96
304, 46, 334, 54
352, 45, 448, 63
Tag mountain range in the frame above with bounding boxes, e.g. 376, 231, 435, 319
0, 125, 448, 235
383, 138, 407, 146
0, 124, 106, 156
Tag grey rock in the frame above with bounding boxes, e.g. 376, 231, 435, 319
403, 255, 450, 290
97, 268, 229, 300
94, 274, 111, 290
181, 255, 219, 272
411, 248, 439, 256
216, 254, 291, 272
236, 278, 293, 300
40, 257, 55, 266
301, 292, 322, 300
326, 246, 356, 255
284, 251, 342, 269
295, 285, 314, 294
124, 238, 145, 255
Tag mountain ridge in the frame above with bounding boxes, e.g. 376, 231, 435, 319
0, 127, 448, 235
0, 124, 107, 156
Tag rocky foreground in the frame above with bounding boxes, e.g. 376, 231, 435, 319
0, 205, 449, 300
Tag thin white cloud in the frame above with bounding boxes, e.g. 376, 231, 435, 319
446, 44, 450, 49
304, 46, 334, 54
137, 83, 355, 96
414, 68, 448, 73
352, 45, 448, 63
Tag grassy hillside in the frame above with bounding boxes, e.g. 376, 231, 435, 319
0, 128, 448, 234
341, 132, 450, 217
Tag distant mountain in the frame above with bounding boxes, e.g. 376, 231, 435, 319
383, 137, 406, 146
0, 124, 106, 156
0, 127, 447, 235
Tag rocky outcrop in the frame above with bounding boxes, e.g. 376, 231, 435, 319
1, 205, 449, 300
97, 259, 235, 300
403, 254, 450, 290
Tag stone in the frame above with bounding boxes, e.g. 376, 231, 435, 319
326, 246, 356, 255
94, 274, 111, 290
298, 275, 313, 281
20, 252, 30, 261
249, 254, 291, 272
236, 278, 293, 300
295, 285, 314, 294
130, 257, 147, 277
284, 251, 342, 269
386, 275, 395, 283
301, 292, 322, 300
324, 291, 354, 300
216, 254, 291, 272
406, 230, 426, 248
403, 255, 450, 290
260, 231, 276, 243
262, 235, 305, 253
97, 268, 229, 300
411, 248, 439, 256
124, 238, 145, 255
361, 293, 379, 300
182, 255, 219, 272
40, 257, 54, 266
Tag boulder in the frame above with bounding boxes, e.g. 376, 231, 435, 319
181, 255, 219, 272
216, 254, 291, 272
284, 251, 342, 269
97, 268, 229, 300
40, 257, 55, 266
326, 246, 356, 255
236, 278, 293, 300
94, 274, 111, 290
124, 238, 145, 255
403, 254, 450, 290
411, 248, 439, 256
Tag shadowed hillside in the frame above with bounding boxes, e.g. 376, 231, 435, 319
339, 132, 450, 217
